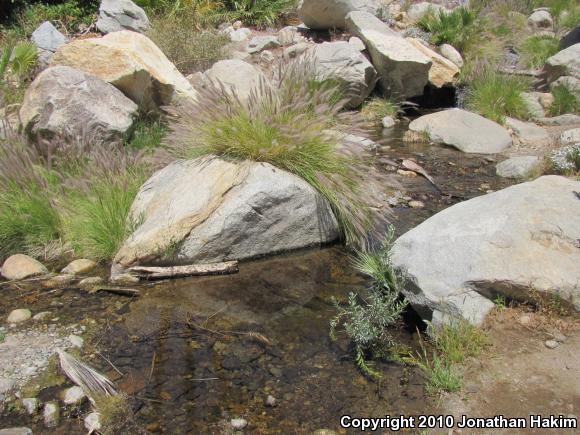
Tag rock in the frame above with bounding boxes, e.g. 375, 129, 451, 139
537, 114, 580, 126
22, 398, 39, 415
406, 38, 459, 88
231, 418, 248, 430
560, 128, 580, 145
7, 309, 32, 323
408, 200, 425, 208
0, 429, 33, 435
348, 36, 366, 51
43, 402, 60, 428
84, 412, 102, 433
1, 254, 48, 280
496, 156, 541, 179
277, 26, 304, 46
409, 109, 512, 154
260, 50, 275, 63
63, 386, 86, 405
505, 117, 550, 146
61, 259, 97, 275
233, 21, 243, 30
309, 41, 377, 108
31, 21, 67, 52
520, 92, 545, 119
545, 339, 559, 349
346, 11, 431, 97
298, 0, 383, 30
439, 43, 463, 68
20, 66, 137, 142
78, 276, 105, 290
41, 274, 75, 290
97, 0, 149, 34
382, 116, 395, 128
33, 311, 51, 321
0, 378, 15, 394
200, 59, 268, 104
551, 76, 580, 97
391, 176, 580, 325
51, 31, 196, 109
407, 2, 448, 23
229, 28, 252, 42
68, 334, 84, 348
560, 26, 580, 50
112, 157, 339, 273
265, 394, 277, 407
552, 331, 567, 342
534, 92, 554, 109
247, 36, 280, 54
544, 43, 580, 83
528, 10, 553, 29
109, 273, 139, 285
283, 42, 311, 59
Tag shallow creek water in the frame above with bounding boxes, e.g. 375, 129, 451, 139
1, 122, 512, 433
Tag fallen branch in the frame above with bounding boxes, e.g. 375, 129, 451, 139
128, 261, 239, 280
95, 287, 141, 297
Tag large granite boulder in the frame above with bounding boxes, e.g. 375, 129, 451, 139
406, 38, 459, 88
392, 176, 580, 325
20, 66, 137, 142
197, 59, 268, 104
309, 41, 377, 108
51, 31, 196, 110
96, 0, 150, 34
544, 43, 580, 83
346, 11, 431, 98
298, 0, 383, 30
112, 158, 339, 275
408, 109, 512, 154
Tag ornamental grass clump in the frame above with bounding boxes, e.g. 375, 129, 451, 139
164, 57, 389, 246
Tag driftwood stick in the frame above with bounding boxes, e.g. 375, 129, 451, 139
96, 287, 141, 297
128, 261, 239, 280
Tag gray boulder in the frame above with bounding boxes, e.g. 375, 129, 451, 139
392, 175, 580, 325
96, 0, 150, 34
31, 21, 67, 52
439, 43, 463, 68
528, 10, 553, 29
408, 109, 512, 154
112, 158, 339, 274
496, 155, 541, 179
277, 26, 305, 46
407, 2, 449, 23
505, 117, 550, 147
299, 0, 383, 30
537, 114, 580, 126
560, 128, 580, 145
545, 43, 580, 83
346, 11, 431, 98
247, 36, 280, 54
20, 66, 137, 142
309, 41, 378, 108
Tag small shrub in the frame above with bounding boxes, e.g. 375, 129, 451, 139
14, 0, 98, 35
221, 0, 296, 27
330, 228, 408, 380
361, 97, 400, 122
418, 6, 480, 52
465, 68, 530, 123
165, 57, 389, 246
549, 85, 579, 116
147, 11, 230, 75
127, 119, 167, 150
550, 143, 580, 174
520, 35, 560, 69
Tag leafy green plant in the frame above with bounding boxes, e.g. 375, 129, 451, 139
147, 10, 230, 75
494, 294, 507, 309
549, 85, 579, 116
418, 6, 480, 51
330, 228, 408, 380
14, 0, 98, 35
0, 331, 5, 342
465, 68, 530, 123
165, 57, 388, 246
127, 119, 167, 150
520, 35, 560, 69
222, 0, 296, 27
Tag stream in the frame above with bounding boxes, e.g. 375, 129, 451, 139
1, 122, 513, 433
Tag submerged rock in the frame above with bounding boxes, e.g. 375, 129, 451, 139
309, 41, 378, 108
299, 0, 383, 30
346, 11, 431, 98
408, 109, 512, 154
1, 254, 48, 281
22, 398, 39, 415
96, 0, 150, 34
51, 31, 196, 109
63, 386, 86, 405
43, 402, 60, 428
112, 158, 339, 275
392, 176, 580, 325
